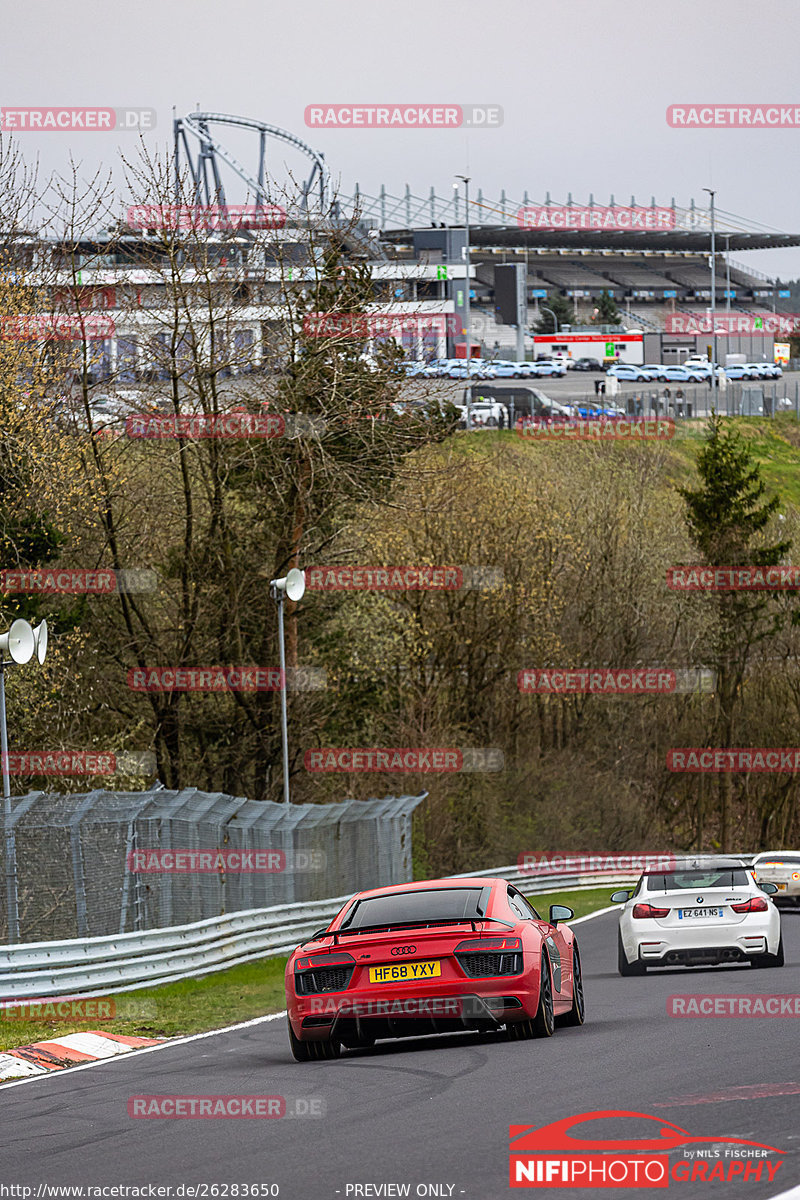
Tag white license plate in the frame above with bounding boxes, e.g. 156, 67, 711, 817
678, 907, 722, 920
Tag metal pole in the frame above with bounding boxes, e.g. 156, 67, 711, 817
1, 655, 19, 942
466, 176, 471, 389
704, 188, 716, 398
275, 594, 291, 804
542, 307, 559, 334
725, 235, 731, 318
456, 175, 472, 429
0, 656, 9, 802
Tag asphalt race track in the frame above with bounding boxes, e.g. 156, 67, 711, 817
2, 909, 799, 1200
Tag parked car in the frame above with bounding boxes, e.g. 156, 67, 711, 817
725, 364, 762, 380
489, 360, 538, 378
420, 359, 452, 377
571, 402, 626, 419
683, 363, 726, 382
539, 401, 574, 419
443, 360, 497, 380
745, 362, 782, 380
660, 365, 707, 383
530, 361, 567, 378
535, 353, 570, 371
571, 357, 603, 372
457, 399, 505, 428
606, 364, 658, 382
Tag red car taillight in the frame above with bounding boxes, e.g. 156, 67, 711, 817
294, 951, 356, 995
454, 937, 522, 952
295, 952, 355, 972
731, 897, 769, 914
632, 903, 670, 919
454, 937, 523, 978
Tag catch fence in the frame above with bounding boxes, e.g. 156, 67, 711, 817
0, 788, 426, 944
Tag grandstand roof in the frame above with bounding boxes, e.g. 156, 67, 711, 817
384, 226, 800, 253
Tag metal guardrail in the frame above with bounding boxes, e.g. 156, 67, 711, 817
0, 856, 754, 1002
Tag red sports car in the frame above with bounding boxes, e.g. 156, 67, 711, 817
285, 876, 586, 1060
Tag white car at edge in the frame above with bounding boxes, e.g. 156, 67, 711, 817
752, 850, 800, 908
611, 856, 782, 975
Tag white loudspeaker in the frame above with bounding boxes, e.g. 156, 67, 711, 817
32, 619, 48, 665
271, 569, 306, 602
0, 619, 35, 664
284, 568, 306, 602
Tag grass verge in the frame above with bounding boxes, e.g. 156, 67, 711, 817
523, 886, 617, 921
0, 887, 616, 1053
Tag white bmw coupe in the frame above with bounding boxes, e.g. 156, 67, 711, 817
612, 857, 782, 975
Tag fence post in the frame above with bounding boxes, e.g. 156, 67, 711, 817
69, 792, 102, 938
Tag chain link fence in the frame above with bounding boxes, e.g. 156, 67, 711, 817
0, 788, 426, 944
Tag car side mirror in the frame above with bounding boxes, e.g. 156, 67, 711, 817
549, 904, 574, 926
759, 882, 778, 895
610, 890, 631, 903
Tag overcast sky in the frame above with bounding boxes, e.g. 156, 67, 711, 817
4, 0, 800, 277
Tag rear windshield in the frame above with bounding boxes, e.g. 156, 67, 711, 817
646, 869, 750, 891
340, 887, 485, 930
755, 855, 800, 866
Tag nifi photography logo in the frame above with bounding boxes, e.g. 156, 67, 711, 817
508, 1110, 783, 1188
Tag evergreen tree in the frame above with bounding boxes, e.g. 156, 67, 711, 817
532, 293, 574, 333
591, 290, 622, 326
679, 412, 793, 849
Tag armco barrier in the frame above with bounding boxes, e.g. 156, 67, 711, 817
0, 856, 754, 1002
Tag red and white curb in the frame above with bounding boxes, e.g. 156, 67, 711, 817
0, 1031, 163, 1080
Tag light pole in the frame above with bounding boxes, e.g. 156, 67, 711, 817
703, 188, 717, 394
1, 617, 47, 943
725, 234, 731, 319
454, 175, 472, 429
541, 306, 559, 334
269, 569, 305, 804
